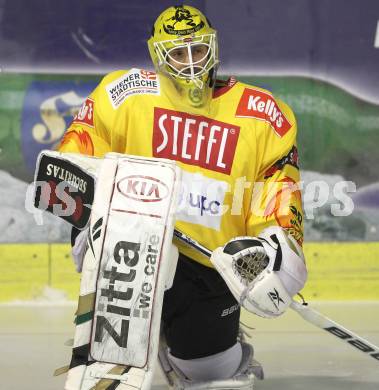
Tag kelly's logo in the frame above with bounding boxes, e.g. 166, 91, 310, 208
236, 88, 291, 137
153, 108, 240, 174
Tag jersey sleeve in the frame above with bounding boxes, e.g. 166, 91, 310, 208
246, 98, 304, 246
57, 80, 112, 157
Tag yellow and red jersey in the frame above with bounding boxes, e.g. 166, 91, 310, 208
58, 68, 303, 267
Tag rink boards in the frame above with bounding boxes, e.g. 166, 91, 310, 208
0, 242, 379, 302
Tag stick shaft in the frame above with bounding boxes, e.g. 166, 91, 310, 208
290, 301, 379, 362
173, 229, 212, 257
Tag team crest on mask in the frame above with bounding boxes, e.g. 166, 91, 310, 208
163, 6, 205, 36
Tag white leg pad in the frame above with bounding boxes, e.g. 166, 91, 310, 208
64, 154, 181, 390
167, 343, 242, 381
158, 339, 262, 390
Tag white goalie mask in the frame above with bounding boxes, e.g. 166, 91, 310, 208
153, 33, 218, 89
148, 5, 219, 107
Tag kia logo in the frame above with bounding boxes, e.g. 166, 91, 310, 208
117, 175, 169, 202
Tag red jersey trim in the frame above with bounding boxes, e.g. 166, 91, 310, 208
213, 77, 237, 99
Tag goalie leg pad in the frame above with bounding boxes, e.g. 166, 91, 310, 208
65, 154, 181, 389
158, 337, 260, 389
167, 343, 243, 381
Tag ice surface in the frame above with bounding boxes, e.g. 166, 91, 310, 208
0, 302, 378, 390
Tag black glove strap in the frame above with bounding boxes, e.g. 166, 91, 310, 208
223, 239, 263, 255
270, 234, 283, 271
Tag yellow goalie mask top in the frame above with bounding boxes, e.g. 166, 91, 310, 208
148, 5, 219, 108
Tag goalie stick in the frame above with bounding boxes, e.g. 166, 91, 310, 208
172, 230, 379, 364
